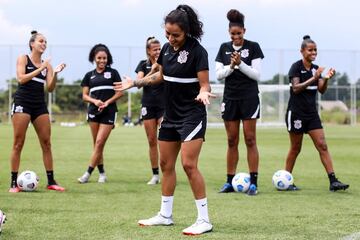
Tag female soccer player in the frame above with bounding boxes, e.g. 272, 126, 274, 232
135, 37, 164, 185
114, 4, 215, 235
77, 44, 123, 183
216, 9, 264, 195
10, 30, 66, 193
284, 35, 349, 192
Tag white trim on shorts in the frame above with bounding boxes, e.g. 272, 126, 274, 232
184, 121, 203, 142
287, 110, 292, 131
251, 104, 260, 119
163, 75, 198, 83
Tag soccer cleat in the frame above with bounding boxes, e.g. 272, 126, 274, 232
47, 184, 65, 192
330, 180, 349, 192
98, 173, 107, 183
218, 183, 234, 193
78, 172, 90, 184
8, 187, 21, 193
0, 210, 6, 234
147, 175, 160, 185
287, 184, 300, 191
247, 184, 258, 196
182, 219, 213, 235
138, 212, 174, 226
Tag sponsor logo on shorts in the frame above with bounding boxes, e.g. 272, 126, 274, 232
177, 50, 189, 64
88, 114, 95, 118
240, 49, 249, 58
14, 105, 24, 113
294, 120, 302, 129
104, 72, 111, 79
141, 107, 147, 116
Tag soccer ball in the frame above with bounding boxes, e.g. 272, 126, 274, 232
272, 170, 294, 190
17, 170, 39, 191
232, 172, 250, 192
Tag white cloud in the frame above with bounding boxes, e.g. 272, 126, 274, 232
0, 10, 32, 44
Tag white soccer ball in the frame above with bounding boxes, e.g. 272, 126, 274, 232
232, 172, 251, 192
17, 170, 39, 192
272, 170, 294, 190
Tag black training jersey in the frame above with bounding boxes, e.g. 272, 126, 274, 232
135, 60, 165, 107
14, 55, 47, 104
81, 67, 121, 114
287, 60, 319, 115
215, 40, 264, 100
157, 37, 208, 123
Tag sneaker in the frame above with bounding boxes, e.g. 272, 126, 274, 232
218, 183, 234, 193
287, 184, 300, 191
147, 175, 160, 185
330, 180, 349, 192
8, 187, 21, 193
247, 184, 258, 196
98, 173, 107, 183
47, 184, 65, 192
78, 172, 90, 184
182, 219, 213, 235
0, 210, 6, 234
138, 212, 174, 226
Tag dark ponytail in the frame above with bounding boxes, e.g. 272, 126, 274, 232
88, 43, 113, 65
227, 9, 245, 28
29, 30, 41, 51
165, 4, 203, 40
301, 35, 316, 49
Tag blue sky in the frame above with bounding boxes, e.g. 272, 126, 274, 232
0, 0, 359, 87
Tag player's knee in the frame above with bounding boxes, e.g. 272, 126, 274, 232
148, 137, 157, 148
182, 161, 196, 175
244, 136, 256, 148
317, 141, 328, 152
40, 138, 52, 151
227, 137, 239, 148
13, 138, 25, 152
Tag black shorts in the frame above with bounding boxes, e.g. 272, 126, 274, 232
158, 117, 206, 142
11, 101, 48, 122
286, 110, 323, 133
221, 96, 260, 121
141, 105, 164, 120
87, 111, 117, 125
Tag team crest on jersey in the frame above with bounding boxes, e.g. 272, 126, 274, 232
104, 72, 111, 79
41, 68, 47, 77
177, 50, 189, 64
294, 120, 302, 129
14, 105, 24, 113
311, 68, 317, 76
141, 107, 147, 116
240, 49, 249, 58
221, 102, 226, 113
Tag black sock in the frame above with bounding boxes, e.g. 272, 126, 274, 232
47, 170, 56, 185
250, 172, 258, 187
97, 164, 105, 174
227, 174, 235, 184
152, 168, 159, 175
87, 166, 94, 175
328, 172, 337, 184
11, 172, 18, 188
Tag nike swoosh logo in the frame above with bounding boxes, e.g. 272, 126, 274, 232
163, 200, 169, 203
146, 66, 152, 69
225, 51, 232, 55
27, 66, 34, 69
201, 203, 207, 207
301, 70, 307, 73
90, 76, 96, 79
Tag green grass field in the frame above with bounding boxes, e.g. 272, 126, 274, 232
0, 124, 359, 239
